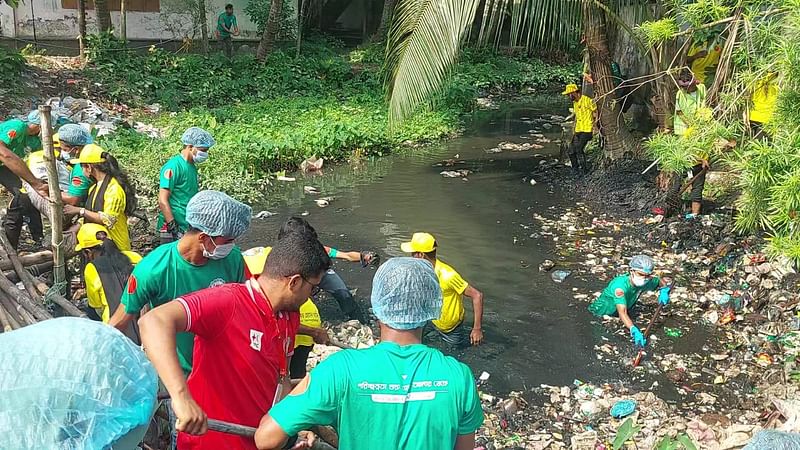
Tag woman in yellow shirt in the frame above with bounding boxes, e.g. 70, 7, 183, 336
749, 72, 779, 138
65, 144, 137, 251
75, 223, 142, 342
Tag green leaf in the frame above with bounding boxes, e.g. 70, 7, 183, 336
676, 433, 699, 450
612, 418, 642, 450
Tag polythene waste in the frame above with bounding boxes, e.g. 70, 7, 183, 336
0, 317, 157, 450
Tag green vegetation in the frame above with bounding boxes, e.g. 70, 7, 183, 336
80, 35, 576, 202
0, 47, 26, 85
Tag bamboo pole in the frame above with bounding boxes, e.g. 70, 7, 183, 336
0, 251, 54, 272
0, 289, 36, 325
0, 274, 50, 321
0, 231, 42, 302
39, 106, 67, 298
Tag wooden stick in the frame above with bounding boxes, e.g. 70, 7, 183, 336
207, 419, 257, 438
0, 251, 54, 272
632, 302, 662, 368
0, 231, 42, 302
0, 301, 14, 332
0, 290, 32, 326
0, 273, 50, 322
40, 105, 67, 298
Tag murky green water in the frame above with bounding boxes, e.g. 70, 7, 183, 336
240, 97, 672, 397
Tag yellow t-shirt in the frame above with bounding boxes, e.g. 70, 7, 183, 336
86, 177, 131, 251
432, 259, 469, 333
750, 78, 779, 124
573, 95, 597, 133
688, 42, 721, 85
242, 246, 318, 347
86, 250, 142, 322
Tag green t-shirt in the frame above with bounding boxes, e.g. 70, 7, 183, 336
67, 162, 93, 199
269, 342, 485, 449
157, 154, 198, 232
121, 241, 245, 373
588, 274, 660, 317
217, 13, 237, 37
0, 119, 30, 158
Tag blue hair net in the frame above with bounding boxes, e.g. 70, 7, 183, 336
630, 255, 654, 274
371, 257, 442, 330
181, 127, 215, 148
57, 124, 94, 146
186, 190, 251, 238
25, 110, 55, 125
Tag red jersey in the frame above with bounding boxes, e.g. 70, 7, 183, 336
177, 280, 299, 450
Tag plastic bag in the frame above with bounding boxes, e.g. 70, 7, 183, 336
743, 430, 800, 449
0, 317, 157, 450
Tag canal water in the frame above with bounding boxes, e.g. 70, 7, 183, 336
241, 97, 667, 397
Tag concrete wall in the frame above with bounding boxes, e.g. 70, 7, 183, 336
0, 0, 275, 42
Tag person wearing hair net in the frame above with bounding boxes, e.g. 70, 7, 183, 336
255, 257, 485, 450
588, 255, 671, 348
140, 229, 330, 450
0, 111, 51, 246
157, 127, 214, 245
109, 190, 248, 373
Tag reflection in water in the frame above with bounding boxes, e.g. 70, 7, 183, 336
241, 97, 663, 396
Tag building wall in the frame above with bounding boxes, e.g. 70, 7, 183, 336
0, 0, 275, 41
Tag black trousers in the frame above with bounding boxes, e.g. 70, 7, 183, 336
688, 163, 706, 203
569, 132, 593, 173
0, 167, 43, 248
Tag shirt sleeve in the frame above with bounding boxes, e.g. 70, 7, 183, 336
269, 353, 344, 435
67, 166, 91, 197
121, 264, 155, 314
612, 281, 627, 306
159, 160, 177, 190
458, 365, 485, 434
177, 285, 236, 338
443, 268, 469, 295
103, 182, 127, 219
0, 123, 21, 146
85, 263, 108, 320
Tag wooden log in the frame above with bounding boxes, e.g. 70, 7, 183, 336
0, 231, 42, 303
0, 301, 14, 331
0, 273, 50, 322
0, 251, 54, 272
4, 262, 54, 283
312, 425, 339, 449
0, 290, 32, 326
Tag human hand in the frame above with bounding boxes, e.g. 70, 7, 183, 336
167, 220, 181, 239
360, 251, 379, 267
701, 159, 710, 170
290, 431, 317, 449
630, 326, 646, 348
658, 286, 671, 306
64, 204, 81, 216
33, 181, 50, 199
470, 328, 484, 346
312, 328, 330, 345
172, 392, 208, 435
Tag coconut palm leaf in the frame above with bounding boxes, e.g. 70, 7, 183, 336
385, 0, 480, 125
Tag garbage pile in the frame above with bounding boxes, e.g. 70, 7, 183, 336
306, 320, 376, 371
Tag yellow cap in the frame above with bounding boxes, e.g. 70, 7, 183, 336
562, 83, 579, 95
75, 223, 110, 251
400, 232, 437, 253
71, 143, 107, 165
242, 246, 272, 276
52, 133, 60, 149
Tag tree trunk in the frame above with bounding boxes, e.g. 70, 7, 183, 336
198, 0, 209, 54
119, 0, 127, 40
373, 0, 395, 42
95, 0, 113, 32
256, 0, 282, 61
78, 0, 87, 58
583, 0, 637, 160
295, 0, 306, 57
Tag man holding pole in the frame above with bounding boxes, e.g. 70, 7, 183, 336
562, 83, 597, 175
139, 230, 330, 450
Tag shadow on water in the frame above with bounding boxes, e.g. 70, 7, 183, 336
241, 96, 679, 399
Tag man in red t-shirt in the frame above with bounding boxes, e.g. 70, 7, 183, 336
139, 231, 331, 450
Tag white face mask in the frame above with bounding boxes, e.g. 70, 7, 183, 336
203, 239, 234, 260
631, 274, 648, 287
194, 150, 209, 164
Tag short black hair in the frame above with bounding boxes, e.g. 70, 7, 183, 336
265, 230, 330, 279
225, 3, 233, 8
278, 216, 318, 240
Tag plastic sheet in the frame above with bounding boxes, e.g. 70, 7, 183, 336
0, 318, 157, 450
743, 430, 800, 449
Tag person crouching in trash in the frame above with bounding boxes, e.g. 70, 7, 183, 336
588, 255, 671, 347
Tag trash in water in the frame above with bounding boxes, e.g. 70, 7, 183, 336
440, 169, 471, 178
253, 210, 277, 219
277, 175, 296, 182
300, 155, 324, 172
539, 260, 555, 272
610, 399, 637, 418
304, 186, 320, 194
551, 270, 571, 283
529, 178, 537, 186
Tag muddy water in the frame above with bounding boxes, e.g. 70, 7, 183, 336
241, 97, 673, 398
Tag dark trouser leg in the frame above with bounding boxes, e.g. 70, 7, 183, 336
690, 163, 706, 215
223, 36, 233, 58
20, 194, 43, 241
427, 321, 470, 348
289, 345, 313, 379
568, 136, 581, 173
0, 167, 25, 249
319, 269, 366, 322
570, 132, 592, 174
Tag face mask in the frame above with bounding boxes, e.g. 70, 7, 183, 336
194, 150, 209, 164
632, 274, 647, 287
203, 238, 234, 260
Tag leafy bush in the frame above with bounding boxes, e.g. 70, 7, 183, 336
0, 47, 27, 84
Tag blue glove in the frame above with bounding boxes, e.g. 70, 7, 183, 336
658, 286, 671, 305
630, 326, 646, 347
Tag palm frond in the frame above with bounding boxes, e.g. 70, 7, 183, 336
385, 0, 480, 126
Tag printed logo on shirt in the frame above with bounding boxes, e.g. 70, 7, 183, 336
249, 329, 263, 351
127, 275, 138, 294
164, 169, 173, 180
7, 130, 17, 140
71, 176, 83, 187
209, 278, 225, 288
614, 288, 625, 298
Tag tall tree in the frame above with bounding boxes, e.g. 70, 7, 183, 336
373, 0, 396, 42
582, 0, 637, 159
256, 0, 282, 61
94, 0, 112, 32
198, 0, 209, 54
78, 0, 87, 58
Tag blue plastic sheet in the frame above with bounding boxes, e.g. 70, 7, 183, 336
0, 317, 157, 449
743, 430, 800, 450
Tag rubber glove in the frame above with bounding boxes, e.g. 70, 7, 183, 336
658, 286, 671, 306
630, 326, 646, 347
